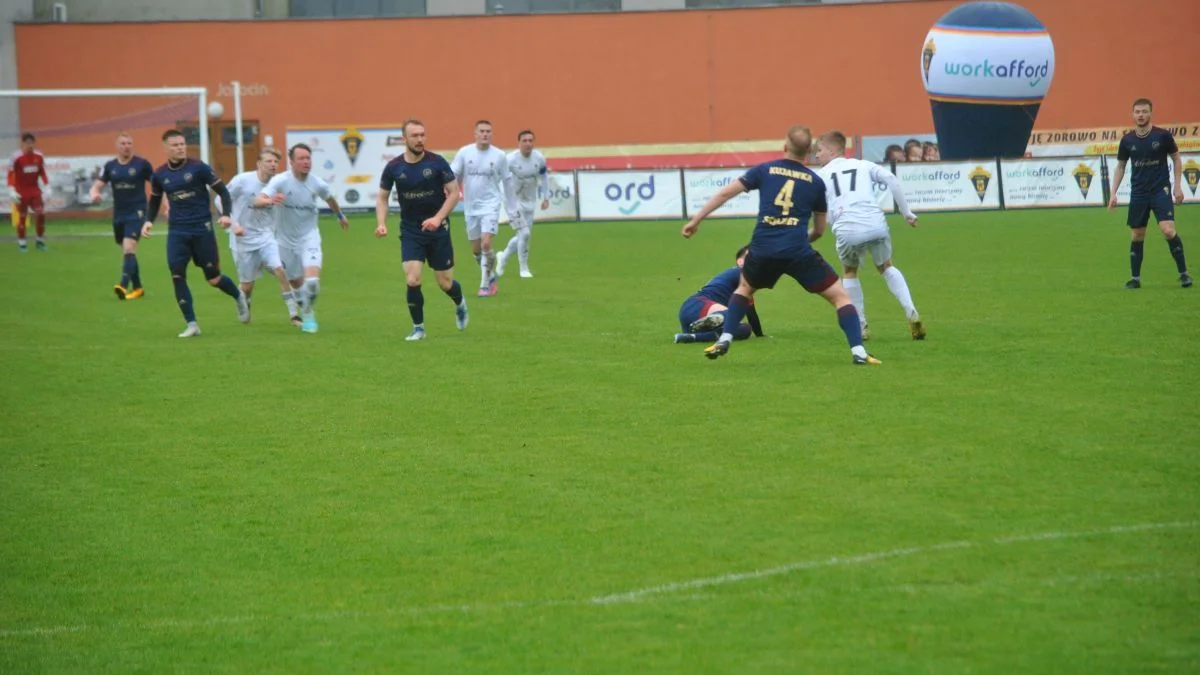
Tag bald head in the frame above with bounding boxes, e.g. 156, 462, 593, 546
785, 125, 813, 160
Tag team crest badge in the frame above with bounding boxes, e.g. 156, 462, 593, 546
968, 166, 991, 202
921, 38, 936, 83
184, 172, 193, 183
128, 167, 136, 176
1183, 159, 1200, 196
1072, 163, 1096, 199
340, 127, 365, 167
423, 168, 433, 178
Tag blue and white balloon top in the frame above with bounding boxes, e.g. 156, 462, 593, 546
921, 2, 1055, 105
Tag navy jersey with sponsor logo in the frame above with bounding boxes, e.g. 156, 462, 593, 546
1118, 127, 1178, 200
697, 266, 742, 304
150, 159, 221, 232
379, 152, 457, 232
738, 158, 827, 257
98, 156, 154, 220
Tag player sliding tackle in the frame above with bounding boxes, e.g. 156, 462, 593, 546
682, 125, 880, 365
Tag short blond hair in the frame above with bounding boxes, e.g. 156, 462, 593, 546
818, 130, 847, 153
259, 146, 282, 161
785, 125, 813, 158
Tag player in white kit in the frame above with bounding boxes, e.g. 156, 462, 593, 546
497, 129, 549, 279
451, 120, 520, 297
254, 143, 350, 334
813, 130, 925, 340
216, 147, 300, 325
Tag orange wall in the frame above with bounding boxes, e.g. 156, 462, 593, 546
13, 0, 1200, 157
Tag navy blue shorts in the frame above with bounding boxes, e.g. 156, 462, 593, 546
400, 227, 454, 271
112, 214, 142, 244
1128, 190, 1175, 228
167, 229, 221, 275
678, 294, 719, 332
742, 249, 838, 293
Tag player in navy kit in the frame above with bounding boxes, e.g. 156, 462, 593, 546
682, 125, 878, 365
1109, 98, 1191, 289
90, 133, 155, 300
375, 119, 469, 341
674, 245, 765, 344
142, 129, 250, 337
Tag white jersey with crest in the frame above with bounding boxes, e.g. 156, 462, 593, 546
220, 170, 277, 251
506, 149, 549, 209
451, 144, 509, 217
818, 157, 896, 244
260, 170, 332, 247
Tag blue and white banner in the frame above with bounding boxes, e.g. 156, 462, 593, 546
1000, 156, 1103, 208
894, 160, 1001, 211
577, 170, 683, 220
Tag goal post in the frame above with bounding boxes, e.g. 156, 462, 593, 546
0, 86, 242, 221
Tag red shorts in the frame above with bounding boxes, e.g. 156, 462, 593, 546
14, 191, 44, 214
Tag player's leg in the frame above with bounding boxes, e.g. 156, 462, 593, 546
1126, 200, 1151, 288
870, 236, 923, 339
279, 244, 306, 325
234, 246, 268, 324
518, 207, 535, 277
196, 231, 250, 325
402, 257, 427, 340
14, 199, 28, 250
836, 238, 868, 337
427, 233, 467, 331
478, 215, 499, 295
466, 215, 483, 273
793, 251, 877, 364
1152, 193, 1190, 287
296, 234, 324, 333
119, 217, 145, 298
496, 218, 522, 278
261, 241, 299, 323
29, 193, 46, 250
167, 233, 200, 336
705, 260, 768, 360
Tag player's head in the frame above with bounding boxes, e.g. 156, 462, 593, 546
884, 144, 905, 163
517, 129, 535, 154
1132, 98, 1153, 127
115, 132, 134, 158
257, 147, 282, 176
402, 119, 426, 155
784, 125, 812, 161
474, 120, 493, 149
288, 143, 312, 177
20, 132, 35, 152
922, 141, 940, 161
905, 139, 924, 162
814, 131, 847, 165
735, 245, 750, 268
161, 129, 187, 161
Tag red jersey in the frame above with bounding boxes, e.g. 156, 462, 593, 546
8, 150, 48, 194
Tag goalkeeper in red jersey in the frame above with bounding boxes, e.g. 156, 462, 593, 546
7, 132, 49, 251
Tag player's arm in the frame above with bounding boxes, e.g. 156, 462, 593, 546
1170, 140, 1184, 204
143, 174, 164, 237
538, 155, 550, 207
432, 177, 461, 224
808, 182, 829, 242
207, 176, 233, 221
1109, 140, 1130, 209
500, 157, 522, 226
37, 158, 48, 190
89, 165, 108, 203
746, 304, 765, 337
6, 162, 17, 203
682, 179, 749, 237
254, 175, 281, 208
375, 169, 394, 237
870, 164, 916, 225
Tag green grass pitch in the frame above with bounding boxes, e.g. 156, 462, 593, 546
1, 207, 1197, 674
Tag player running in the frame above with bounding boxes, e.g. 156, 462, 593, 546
90, 132, 155, 299
451, 120, 521, 296
813, 130, 925, 340
255, 143, 350, 333
142, 128, 249, 337
497, 129, 549, 279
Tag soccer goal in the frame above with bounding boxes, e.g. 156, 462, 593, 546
0, 86, 243, 221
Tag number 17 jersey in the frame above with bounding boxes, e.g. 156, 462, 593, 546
818, 157, 893, 243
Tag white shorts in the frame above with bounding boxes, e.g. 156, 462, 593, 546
836, 233, 893, 269
234, 239, 283, 283
279, 230, 323, 280
466, 214, 499, 240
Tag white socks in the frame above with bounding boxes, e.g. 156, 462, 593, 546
480, 250, 494, 287
302, 277, 320, 313
517, 228, 532, 271
843, 277, 866, 327
282, 290, 298, 317
882, 267, 917, 320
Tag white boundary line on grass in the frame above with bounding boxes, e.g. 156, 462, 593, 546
1, 520, 1194, 638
